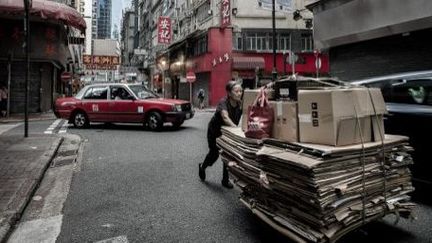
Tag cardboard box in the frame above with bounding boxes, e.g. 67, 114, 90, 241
270, 101, 298, 142
298, 87, 386, 146
241, 89, 261, 131
372, 115, 385, 142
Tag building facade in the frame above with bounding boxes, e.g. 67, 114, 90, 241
0, 0, 86, 114
97, 0, 112, 39
123, 0, 329, 106
306, 0, 432, 80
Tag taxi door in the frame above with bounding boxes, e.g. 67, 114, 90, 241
81, 85, 111, 122
108, 86, 143, 122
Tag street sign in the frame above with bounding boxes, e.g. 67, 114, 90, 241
134, 49, 148, 55
186, 71, 196, 83
286, 52, 298, 64
61, 72, 72, 82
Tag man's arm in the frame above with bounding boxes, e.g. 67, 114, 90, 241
221, 110, 237, 127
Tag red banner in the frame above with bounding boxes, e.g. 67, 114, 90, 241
221, 0, 230, 28
158, 16, 171, 44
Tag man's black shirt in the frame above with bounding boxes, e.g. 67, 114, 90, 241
208, 97, 242, 137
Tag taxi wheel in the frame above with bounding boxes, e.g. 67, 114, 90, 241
147, 112, 162, 131
73, 111, 89, 128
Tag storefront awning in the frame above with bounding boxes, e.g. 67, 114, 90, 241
0, 0, 86, 33
232, 56, 265, 70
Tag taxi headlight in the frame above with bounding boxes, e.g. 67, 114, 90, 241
172, 104, 182, 112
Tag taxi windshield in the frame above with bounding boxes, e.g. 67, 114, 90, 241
129, 85, 159, 99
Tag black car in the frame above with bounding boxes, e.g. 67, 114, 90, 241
352, 70, 432, 190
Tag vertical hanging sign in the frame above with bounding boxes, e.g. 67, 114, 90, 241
220, 0, 231, 28
158, 16, 171, 44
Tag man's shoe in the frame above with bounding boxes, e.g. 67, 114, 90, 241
199, 163, 206, 181
221, 180, 233, 189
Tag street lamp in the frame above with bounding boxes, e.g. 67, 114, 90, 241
271, 0, 277, 82
160, 60, 167, 97
23, 0, 32, 137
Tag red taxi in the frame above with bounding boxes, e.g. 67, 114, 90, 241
54, 83, 194, 131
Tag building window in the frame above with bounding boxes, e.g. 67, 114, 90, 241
279, 34, 290, 51
245, 33, 257, 50
301, 34, 313, 51
191, 35, 208, 56
243, 32, 291, 51
232, 33, 242, 50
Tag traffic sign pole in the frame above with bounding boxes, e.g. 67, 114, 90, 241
186, 71, 196, 104
189, 82, 192, 103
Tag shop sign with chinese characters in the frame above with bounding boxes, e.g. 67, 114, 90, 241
212, 53, 230, 68
158, 16, 172, 44
83, 55, 120, 70
220, 0, 231, 28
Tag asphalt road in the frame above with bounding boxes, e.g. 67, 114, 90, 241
4, 114, 430, 242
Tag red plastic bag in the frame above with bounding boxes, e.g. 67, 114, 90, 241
245, 88, 274, 139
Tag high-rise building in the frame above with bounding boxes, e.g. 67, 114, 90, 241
97, 0, 112, 39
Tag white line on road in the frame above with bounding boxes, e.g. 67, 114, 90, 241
94, 235, 129, 243
0, 123, 20, 135
58, 120, 69, 134
44, 119, 64, 134
7, 215, 63, 243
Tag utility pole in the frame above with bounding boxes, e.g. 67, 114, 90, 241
23, 0, 32, 138
271, 0, 277, 81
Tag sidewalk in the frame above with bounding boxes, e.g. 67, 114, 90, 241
0, 112, 56, 124
0, 134, 63, 242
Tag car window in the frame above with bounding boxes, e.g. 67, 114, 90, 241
75, 87, 87, 99
110, 86, 134, 100
83, 86, 108, 100
365, 79, 393, 102
129, 85, 159, 99
391, 79, 432, 105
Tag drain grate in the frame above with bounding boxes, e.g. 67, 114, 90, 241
51, 155, 76, 167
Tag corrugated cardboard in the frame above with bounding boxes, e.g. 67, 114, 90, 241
298, 88, 386, 146
241, 89, 261, 131
372, 115, 385, 142
270, 101, 298, 142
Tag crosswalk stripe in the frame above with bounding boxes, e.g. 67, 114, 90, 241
94, 235, 129, 243
44, 119, 68, 134
0, 123, 21, 135
58, 120, 69, 134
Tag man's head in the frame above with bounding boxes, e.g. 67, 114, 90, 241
226, 81, 242, 102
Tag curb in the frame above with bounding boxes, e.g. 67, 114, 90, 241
0, 116, 56, 124
0, 136, 64, 243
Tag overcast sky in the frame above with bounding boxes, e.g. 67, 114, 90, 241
112, 0, 132, 28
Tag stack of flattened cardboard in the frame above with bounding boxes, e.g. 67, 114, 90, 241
217, 126, 415, 243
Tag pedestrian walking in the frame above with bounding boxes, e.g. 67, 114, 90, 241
198, 81, 243, 188
197, 88, 205, 109
0, 85, 8, 117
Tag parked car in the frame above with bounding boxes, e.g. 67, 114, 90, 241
54, 83, 194, 131
351, 70, 432, 188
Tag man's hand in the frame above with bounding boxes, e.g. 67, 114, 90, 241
221, 110, 237, 127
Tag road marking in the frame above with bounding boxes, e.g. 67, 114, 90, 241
0, 123, 20, 135
44, 119, 68, 134
7, 215, 63, 243
94, 235, 129, 243
58, 120, 69, 134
